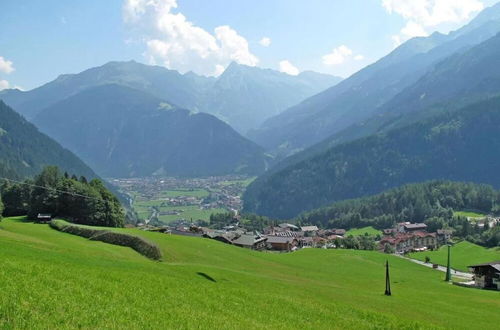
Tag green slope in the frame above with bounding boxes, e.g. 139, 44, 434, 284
410, 241, 500, 272
1, 217, 499, 329
345, 227, 382, 237
244, 96, 500, 219
0, 101, 98, 180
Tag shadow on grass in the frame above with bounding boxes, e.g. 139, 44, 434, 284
196, 272, 216, 282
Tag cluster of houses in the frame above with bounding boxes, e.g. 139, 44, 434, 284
198, 223, 350, 251
379, 222, 452, 253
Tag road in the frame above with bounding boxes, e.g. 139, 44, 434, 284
396, 255, 473, 280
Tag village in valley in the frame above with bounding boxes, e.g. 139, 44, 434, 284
111, 176, 500, 291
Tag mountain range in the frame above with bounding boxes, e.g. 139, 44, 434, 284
243, 3, 500, 218
0, 61, 340, 135
248, 2, 500, 155
32, 84, 269, 178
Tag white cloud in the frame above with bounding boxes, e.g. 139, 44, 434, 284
0, 56, 14, 74
322, 45, 364, 66
279, 60, 299, 76
259, 37, 271, 47
123, 0, 258, 76
382, 0, 484, 46
0, 80, 10, 90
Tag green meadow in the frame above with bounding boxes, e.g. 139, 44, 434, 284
157, 205, 225, 223
345, 226, 382, 236
132, 188, 222, 223
453, 211, 487, 218
159, 189, 210, 198
410, 241, 500, 272
1, 217, 499, 329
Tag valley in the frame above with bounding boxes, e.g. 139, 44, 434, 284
113, 175, 253, 225
2, 1, 500, 328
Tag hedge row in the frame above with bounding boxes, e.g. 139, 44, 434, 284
50, 220, 162, 260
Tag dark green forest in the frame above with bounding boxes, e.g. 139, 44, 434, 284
244, 96, 500, 219
0, 101, 98, 180
1, 166, 124, 227
297, 181, 500, 247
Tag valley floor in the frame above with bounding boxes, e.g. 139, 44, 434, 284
0, 217, 499, 329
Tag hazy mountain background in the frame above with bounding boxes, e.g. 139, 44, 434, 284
0, 61, 340, 135
32, 84, 269, 178
248, 3, 500, 156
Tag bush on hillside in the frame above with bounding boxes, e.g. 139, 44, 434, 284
50, 220, 162, 260
89, 231, 162, 261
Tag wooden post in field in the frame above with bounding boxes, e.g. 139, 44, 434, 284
385, 260, 391, 296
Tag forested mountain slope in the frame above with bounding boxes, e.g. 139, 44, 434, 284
33, 84, 269, 178
243, 96, 500, 219
0, 101, 98, 180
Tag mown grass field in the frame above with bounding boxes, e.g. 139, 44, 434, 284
132, 188, 222, 223
409, 241, 500, 272
157, 205, 225, 223
453, 211, 487, 218
159, 189, 210, 198
345, 226, 382, 236
1, 217, 499, 329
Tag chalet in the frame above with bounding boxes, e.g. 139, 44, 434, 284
278, 223, 300, 231
301, 225, 319, 234
36, 213, 52, 223
399, 223, 427, 233
383, 228, 396, 235
266, 236, 298, 251
468, 262, 500, 290
329, 229, 346, 236
380, 231, 437, 253
300, 237, 314, 247
436, 229, 453, 244
232, 234, 267, 250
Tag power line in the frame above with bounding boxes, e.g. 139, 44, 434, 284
0, 177, 103, 201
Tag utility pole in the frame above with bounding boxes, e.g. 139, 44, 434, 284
385, 260, 391, 296
445, 244, 451, 282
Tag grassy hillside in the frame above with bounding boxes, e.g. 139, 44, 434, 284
410, 241, 500, 272
346, 226, 382, 237
1, 217, 499, 329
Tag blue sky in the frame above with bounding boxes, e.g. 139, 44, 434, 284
0, 0, 499, 90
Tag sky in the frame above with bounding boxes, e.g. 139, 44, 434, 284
0, 0, 499, 90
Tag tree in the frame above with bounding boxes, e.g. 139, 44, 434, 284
1, 182, 30, 216
383, 243, 395, 254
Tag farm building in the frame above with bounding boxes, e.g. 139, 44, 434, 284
266, 236, 298, 251
232, 234, 267, 250
468, 262, 500, 290
36, 214, 52, 223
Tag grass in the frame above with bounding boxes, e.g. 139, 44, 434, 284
345, 226, 382, 236
132, 189, 221, 223
409, 241, 500, 272
1, 216, 499, 329
159, 189, 209, 198
157, 205, 225, 223
453, 211, 487, 218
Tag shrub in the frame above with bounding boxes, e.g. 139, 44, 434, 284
90, 231, 162, 261
50, 220, 162, 260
